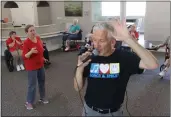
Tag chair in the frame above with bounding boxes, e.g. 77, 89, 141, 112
43, 42, 51, 68
4, 45, 14, 72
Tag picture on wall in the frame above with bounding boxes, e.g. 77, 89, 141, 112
64, 1, 83, 17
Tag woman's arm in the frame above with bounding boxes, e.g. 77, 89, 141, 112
8, 40, 15, 48
22, 41, 38, 59
15, 37, 23, 45
72, 30, 79, 34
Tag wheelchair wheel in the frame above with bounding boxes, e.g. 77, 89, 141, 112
4, 49, 14, 72
160, 64, 166, 72
5, 56, 14, 72
8, 59, 14, 72
70, 41, 77, 48
159, 64, 166, 79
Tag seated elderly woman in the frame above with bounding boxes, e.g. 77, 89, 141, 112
63, 19, 81, 51
6, 31, 25, 71
150, 36, 170, 78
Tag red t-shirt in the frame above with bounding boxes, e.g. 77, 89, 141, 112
130, 31, 139, 40
6, 37, 23, 52
22, 36, 44, 71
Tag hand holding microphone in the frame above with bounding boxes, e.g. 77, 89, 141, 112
77, 51, 92, 68
77, 49, 99, 67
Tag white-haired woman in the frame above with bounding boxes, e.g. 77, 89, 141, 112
63, 19, 81, 51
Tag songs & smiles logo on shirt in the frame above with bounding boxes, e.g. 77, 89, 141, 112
89, 63, 120, 79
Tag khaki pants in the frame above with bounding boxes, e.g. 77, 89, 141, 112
11, 50, 23, 66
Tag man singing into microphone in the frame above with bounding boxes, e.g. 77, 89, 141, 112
74, 19, 159, 116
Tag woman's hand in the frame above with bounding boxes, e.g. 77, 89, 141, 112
44, 58, 48, 63
30, 47, 38, 54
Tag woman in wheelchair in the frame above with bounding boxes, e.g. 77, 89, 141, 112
149, 36, 170, 78
159, 53, 170, 78
6, 31, 25, 71
63, 19, 81, 51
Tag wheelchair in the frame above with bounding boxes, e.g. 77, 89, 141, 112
4, 42, 50, 72
4, 46, 14, 72
159, 47, 170, 79
147, 36, 170, 79
43, 42, 51, 68
60, 29, 83, 52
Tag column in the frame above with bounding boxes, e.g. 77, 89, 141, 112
120, 1, 126, 21
117, 1, 126, 46
33, 1, 39, 26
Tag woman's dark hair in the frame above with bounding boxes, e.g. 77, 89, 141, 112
25, 24, 34, 33
9, 31, 16, 37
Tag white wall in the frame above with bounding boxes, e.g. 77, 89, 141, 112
2, 2, 38, 26
11, 2, 35, 26
37, 7, 52, 25
144, 2, 170, 41
1, 2, 12, 22
49, 1, 93, 38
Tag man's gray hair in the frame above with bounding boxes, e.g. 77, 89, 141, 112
92, 22, 115, 40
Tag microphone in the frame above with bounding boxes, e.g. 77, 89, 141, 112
77, 49, 99, 67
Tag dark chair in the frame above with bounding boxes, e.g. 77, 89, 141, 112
43, 42, 49, 61
4, 45, 14, 72
43, 42, 51, 68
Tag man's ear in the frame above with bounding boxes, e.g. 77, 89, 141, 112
111, 39, 116, 45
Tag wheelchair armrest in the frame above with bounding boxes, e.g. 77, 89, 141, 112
58, 31, 71, 35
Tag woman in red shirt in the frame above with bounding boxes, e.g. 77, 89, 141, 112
22, 25, 48, 110
6, 31, 25, 71
129, 25, 139, 40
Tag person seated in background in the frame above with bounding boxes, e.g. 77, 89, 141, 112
79, 25, 95, 55
129, 24, 139, 40
121, 24, 139, 52
150, 36, 170, 50
63, 19, 81, 51
152, 36, 170, 78
85, 25, 95, 50
159, 55, 170, 78
6, 31, 25, 71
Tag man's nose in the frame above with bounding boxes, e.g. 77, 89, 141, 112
97, 43, 101, 48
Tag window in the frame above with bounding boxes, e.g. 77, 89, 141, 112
101, 2, 120, 16
126, 2, 146, 16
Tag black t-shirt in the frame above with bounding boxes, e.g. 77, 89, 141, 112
83, 49, 142, 109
